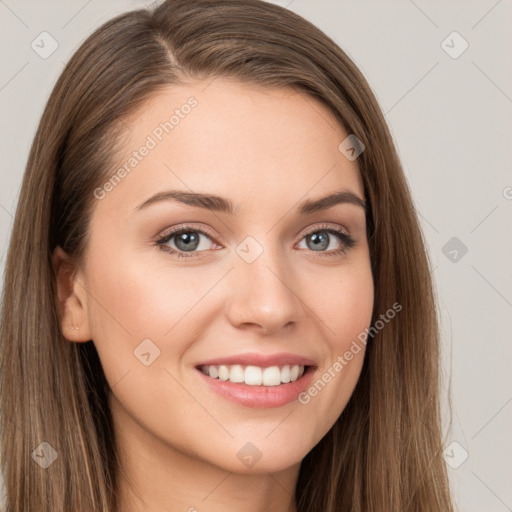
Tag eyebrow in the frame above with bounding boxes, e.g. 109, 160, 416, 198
134, 188, 366, 215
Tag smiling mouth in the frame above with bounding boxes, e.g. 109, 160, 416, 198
196, 364, 313, 387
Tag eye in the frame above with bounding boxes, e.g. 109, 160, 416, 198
156, 225, 218, 258
296, 223, 356, 257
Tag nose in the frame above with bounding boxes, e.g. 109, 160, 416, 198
224, 242, 305, 335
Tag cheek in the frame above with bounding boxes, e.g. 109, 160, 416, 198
335, 270, 373, 344
313, 260, 374, 348
83, 250, 222, 380
296, 262, 373, 440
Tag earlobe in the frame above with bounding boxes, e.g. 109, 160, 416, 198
52, 246, 92, 343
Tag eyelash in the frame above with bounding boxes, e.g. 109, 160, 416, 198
156, 223, 356, 259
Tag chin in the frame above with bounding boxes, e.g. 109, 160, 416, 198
203, 437, 312, 475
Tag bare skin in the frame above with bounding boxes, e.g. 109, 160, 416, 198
53, 78, 374, 512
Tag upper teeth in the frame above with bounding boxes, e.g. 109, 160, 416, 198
200, 364, 305, 386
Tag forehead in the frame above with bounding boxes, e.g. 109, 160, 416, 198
100, 78, 364, 217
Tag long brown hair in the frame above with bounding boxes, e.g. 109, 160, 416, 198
0, 0, 454, 510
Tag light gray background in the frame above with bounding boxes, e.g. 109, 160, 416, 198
1, 1, 511, 510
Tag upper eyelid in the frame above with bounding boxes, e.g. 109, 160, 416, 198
157, 223, 216, 243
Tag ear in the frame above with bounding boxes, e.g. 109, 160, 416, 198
52, 246, 92, 343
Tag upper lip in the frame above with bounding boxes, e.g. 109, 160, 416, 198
196, 352, 317, 368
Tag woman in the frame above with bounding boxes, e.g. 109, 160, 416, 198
0, 0, 455, 510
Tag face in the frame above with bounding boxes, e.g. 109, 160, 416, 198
55, 78, 374, 475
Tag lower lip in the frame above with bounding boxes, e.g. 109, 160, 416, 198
195, 366, 316, 408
